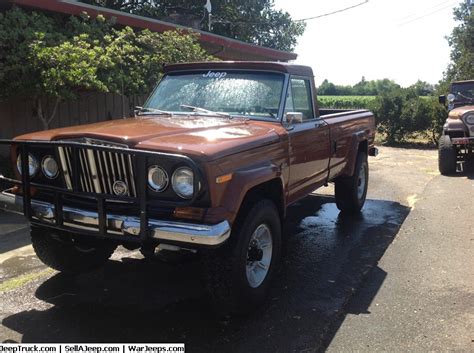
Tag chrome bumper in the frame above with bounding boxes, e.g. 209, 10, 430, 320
0, 191, 230, 246
452, 137, 474, 145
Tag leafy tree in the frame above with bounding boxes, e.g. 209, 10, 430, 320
30, 32, 112, 129
440, 0, 473, 88
407, 80, 434, 96
317, 78, 400, 96
0, 7, 211, 129
80, 0, 306, 51
317, 79, 338, 95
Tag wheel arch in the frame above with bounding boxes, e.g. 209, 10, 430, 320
341, 133, 369, 177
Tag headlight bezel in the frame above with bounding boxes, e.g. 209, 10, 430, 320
171, 166, 194, 199
16, 153, 39, 178
41, 155, 59, 179
147, 165, 169, 192
464, 113, 474, 125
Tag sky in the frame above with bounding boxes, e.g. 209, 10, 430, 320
273, 0, 464, 87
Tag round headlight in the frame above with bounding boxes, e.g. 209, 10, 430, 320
148, 165, 168, 192
465, 114, 474, 125
41, 155, 59, 179
16, 154, 39, 177
172, 167, 194, 199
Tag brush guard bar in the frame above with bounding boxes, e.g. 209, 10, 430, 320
0, 139, 230, 247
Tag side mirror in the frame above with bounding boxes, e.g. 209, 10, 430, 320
438, 95, 446, 105
447, 93, 456, 103
285, 112, 303, 124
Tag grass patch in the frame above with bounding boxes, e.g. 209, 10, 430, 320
0, 269, 54, 292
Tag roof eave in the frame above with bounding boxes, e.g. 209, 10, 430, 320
10, 0, 297, 62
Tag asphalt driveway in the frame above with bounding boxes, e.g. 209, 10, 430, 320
0, 146, 472, 352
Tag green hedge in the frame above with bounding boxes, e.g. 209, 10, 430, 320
318, 94, 447, 144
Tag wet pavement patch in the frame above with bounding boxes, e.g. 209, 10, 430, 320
1, 194, 410, 352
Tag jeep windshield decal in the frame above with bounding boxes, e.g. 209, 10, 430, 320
202, 71, 228, 79
143, 71, 285, 120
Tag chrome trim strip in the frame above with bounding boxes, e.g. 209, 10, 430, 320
0, 192, 230, 246
127, 154, 137, 196
86, 149, 102, 193
57, 147, 73, 190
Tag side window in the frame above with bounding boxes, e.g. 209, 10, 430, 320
288, 78, 314, 120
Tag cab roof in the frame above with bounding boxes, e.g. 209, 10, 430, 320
164, 61, 314, 77
452, 80, 474, 84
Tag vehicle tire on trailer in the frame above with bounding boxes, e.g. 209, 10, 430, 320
202, 199, 281, 315
335, 151, 368, 213
31, 227, 117, 274
438, 135, 457, 175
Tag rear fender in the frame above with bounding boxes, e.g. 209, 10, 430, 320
340, 131, 368, 177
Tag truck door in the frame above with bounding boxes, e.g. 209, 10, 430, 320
285, 77, 331, 203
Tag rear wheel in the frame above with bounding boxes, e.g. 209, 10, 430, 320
31, 227, 117, 274
202, 199, 281, 315
438, 135, 457, 175
335, 151, 368, 213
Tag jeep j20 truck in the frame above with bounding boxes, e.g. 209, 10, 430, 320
438, 80, 474, 174
0, 62, 376, 313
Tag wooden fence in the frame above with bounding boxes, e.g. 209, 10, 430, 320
0, 92, 148, 141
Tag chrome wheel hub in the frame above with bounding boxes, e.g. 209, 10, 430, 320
246, 224, 273, 288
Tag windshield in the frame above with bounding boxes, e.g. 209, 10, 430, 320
451, 82, 474, 100
143, 71, 285, 119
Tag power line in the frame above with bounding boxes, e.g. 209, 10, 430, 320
294, 1, 369, 22
398, 0, 455, 21
397, 1, 459, 26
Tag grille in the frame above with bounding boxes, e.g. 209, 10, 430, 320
57, 139, 137, 197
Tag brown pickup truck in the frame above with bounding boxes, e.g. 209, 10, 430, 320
0, 61, 376, 313
438, 80, 474, 174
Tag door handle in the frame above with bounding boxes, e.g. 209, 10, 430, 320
315, 121, 326, 128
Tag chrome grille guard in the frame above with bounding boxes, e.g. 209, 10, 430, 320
0, 139, 219, 246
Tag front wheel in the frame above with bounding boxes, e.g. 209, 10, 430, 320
438, 135, 457, 175
31, 227, 117, 274
202, 199, 282, 315
335, 151, 368, 213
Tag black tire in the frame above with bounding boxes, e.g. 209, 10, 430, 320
31, 227, 117, 274
335, 151, 368, 213
438, 135, 457, 175
202, 199, 282, 315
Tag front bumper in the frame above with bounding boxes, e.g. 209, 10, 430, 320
0, 191, 230, 247
452, 137, 474, 146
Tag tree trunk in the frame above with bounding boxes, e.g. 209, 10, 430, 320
35, 97, 61, 130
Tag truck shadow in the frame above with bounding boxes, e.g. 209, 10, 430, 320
2, 195, 410, 352
455, 159, 474, 179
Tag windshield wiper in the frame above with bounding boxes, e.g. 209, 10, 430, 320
135, 106, 174, 116
456, 92, 474, 101
180, 104, 230, 117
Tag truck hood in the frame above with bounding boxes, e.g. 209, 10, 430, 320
15, 115, 283, 161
